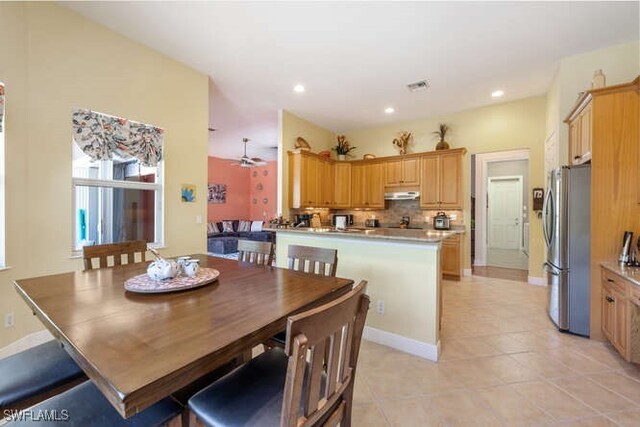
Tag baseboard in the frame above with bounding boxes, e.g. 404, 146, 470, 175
363, 326, 440, 362
463, 268, 472, 277
0, 330, 53, 359
528, 276, 546, 287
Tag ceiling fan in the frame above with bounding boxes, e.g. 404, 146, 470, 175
231, 138, 267, 167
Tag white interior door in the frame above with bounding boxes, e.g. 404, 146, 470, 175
487, 176, 523, 249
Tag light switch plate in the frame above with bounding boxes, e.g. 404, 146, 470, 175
4, 312, 15, 328
196, 215, 203, 224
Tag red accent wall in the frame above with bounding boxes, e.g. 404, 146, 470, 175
207, 157, 250, 221
207, 157, 277, 222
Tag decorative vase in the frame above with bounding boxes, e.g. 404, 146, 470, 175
435, 140, 450, 150
338, 154, 346, 161
591, 69, 606, 89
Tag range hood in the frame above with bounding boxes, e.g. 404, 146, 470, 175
384, 191, 420, 200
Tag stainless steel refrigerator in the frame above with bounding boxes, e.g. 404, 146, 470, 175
543, 165, 591, 336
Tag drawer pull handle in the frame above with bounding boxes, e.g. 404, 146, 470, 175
606, 296, 615, 303
607, 279, 615, 283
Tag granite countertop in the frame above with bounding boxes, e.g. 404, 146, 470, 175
265, 226, 463, 243
600, 261, 640, 287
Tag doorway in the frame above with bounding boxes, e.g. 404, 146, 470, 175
473, 150, 530, 279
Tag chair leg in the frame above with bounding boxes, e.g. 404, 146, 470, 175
341, 380, 355, 427
186, 409, 206, 427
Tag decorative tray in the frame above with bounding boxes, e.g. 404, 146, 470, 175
124, 268, 220, 294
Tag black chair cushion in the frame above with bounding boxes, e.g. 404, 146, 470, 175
0, 341, 85, 409
189, 348, 289, 427
5, 381, 182, 426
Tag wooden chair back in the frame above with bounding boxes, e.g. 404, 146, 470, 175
82, 241, 147, 270
237, 240, 274, 267
287, 245, 338, 277
281, 281, 369, 427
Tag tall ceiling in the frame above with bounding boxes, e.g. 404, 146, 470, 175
64, 1, 639, 160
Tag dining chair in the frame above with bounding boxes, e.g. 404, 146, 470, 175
237, 239, 274, 267
4, 380, 182, 427
287, 244, 338, 276
82, 240, 147, 270
187, 280, 369, 427
266, 244, 339, 349
0, 341, 86, 411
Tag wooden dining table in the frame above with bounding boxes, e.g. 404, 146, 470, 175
13, 254, 354, 418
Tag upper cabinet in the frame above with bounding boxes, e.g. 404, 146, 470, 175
566, 96, 592, 165
351, 161, 384, 209
384, 157, 420, 187
289, 147, 465, 210
334, 162, 351, 208
420, 150, 464, 210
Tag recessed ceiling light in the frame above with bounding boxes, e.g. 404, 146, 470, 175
384, 107, 395, 114
491, 90, 504, 98
293, 84, 305, 93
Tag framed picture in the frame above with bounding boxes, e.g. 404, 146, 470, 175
208, 183, 226, 204
181, 184, 196, 203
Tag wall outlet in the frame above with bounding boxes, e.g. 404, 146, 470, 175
450, 213, 457, 221
4, 312, 15, 328
376, 300, 385, 315
195, 215, 203, 224
424, 216, 431, 223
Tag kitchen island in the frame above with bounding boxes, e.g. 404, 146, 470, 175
270, 226, 463, 361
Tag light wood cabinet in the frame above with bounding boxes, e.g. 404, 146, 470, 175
566, 97, 592, 164
351, 161, 384, 209
319, 158, 334, 208
384, 157, 420, 187
441, 235, 461, 280
600, 268, 639, 363
289, 152, 328, 208
334, 162, 351, 208
420, 150, 464, 210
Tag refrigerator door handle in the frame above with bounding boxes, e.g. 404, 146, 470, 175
543, 262, 561, 276
542, 188, 553, 248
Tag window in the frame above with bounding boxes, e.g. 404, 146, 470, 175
0, 82, 5, 266
71, 109, 164, 251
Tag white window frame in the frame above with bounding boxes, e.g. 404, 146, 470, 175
71, 161, 164, 255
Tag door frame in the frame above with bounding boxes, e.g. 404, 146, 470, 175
487, 175, 523, 250
474, 149, 529, 267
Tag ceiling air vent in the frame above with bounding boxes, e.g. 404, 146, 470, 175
406, 80, 430, 92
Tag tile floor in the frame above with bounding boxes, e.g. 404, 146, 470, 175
487, 247, 529, 270
352, 275, 640, 426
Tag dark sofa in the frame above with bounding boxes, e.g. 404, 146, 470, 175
207, 220, 275, 254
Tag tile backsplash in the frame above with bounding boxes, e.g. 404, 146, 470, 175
290, 199, 464, 228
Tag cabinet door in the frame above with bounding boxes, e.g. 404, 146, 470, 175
365, 163, 385, 208
351, 163, 366, 207
579, 105, 592, 163
420, 156, 440, 209
440, 153, 462, 209
441, 239, 460, 278
613, 289, 628, 356
334, 162, 351, 208
601, 284, 614, 340
385, 159, 403, 187
302, 156, 320, 207
402, 158, 420, 186
569, 119, 582, 164
320, 160, 334, 208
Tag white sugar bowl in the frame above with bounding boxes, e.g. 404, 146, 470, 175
147, 259, 178, 281
183, 259, 200, 278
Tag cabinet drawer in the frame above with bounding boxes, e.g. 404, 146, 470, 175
602, 270, 628, 296
630, 285, 640, 306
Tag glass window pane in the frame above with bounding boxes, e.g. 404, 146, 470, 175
73, 144, 156, 183
75, 185, 156, 249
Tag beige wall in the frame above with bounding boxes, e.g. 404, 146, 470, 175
344, 96, 547, 278
0, 3, 209, 347
278, 110, 335, 214
546, 41, 640, 164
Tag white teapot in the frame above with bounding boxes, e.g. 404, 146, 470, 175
147, 259, 179, 281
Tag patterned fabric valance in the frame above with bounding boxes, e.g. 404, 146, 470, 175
72, 108, 164, 167
0, 84, 5, 133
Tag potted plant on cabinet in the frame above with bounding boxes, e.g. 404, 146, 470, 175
332, 135, 356, 160
433, 123, 450, 150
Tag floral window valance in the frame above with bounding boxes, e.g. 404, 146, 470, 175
72, 108, 164, 167
0, 83, 5, 133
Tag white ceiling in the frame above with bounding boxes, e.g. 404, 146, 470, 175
63, 1, 639, 160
